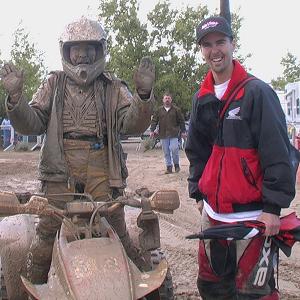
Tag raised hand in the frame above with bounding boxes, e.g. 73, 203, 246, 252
0, 62, 24, 103
133, 56, 155, 97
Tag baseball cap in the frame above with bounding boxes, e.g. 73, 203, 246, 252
196, 16, 233, 45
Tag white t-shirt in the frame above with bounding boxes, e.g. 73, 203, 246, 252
203, 201, 262, 223
214, 79, 230, 100
164, 106, 171, 112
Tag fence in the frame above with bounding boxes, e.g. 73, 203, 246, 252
0, 125, 43, 151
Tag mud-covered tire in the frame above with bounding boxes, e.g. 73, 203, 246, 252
0, 258, 8, 300
146, 249, 174, 300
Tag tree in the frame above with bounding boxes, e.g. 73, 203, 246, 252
271, 52, 300, 91
147, 2, 209, 111
98, 0, 247, 113
0, 23, 47, 119
98, 0, 150, 88
0, 26, 47, 150
147, 3, 250, 111
10, 23, 47, 101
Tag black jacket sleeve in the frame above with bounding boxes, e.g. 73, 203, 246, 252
185, 92, 219, 201
249, 81, 295, 215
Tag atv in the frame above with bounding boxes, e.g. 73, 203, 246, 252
0, 189, 179, 300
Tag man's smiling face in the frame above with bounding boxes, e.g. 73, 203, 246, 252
200, 32, 235, 83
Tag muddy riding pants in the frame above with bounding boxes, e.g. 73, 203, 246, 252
27, 140, 132, 284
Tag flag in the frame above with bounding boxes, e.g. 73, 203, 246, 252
186, 212, 300, 257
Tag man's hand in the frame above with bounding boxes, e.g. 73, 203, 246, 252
257, 212, 280, 236
0, 62, 24, 103
133, 57, 155, 96
150, 131, 155, 138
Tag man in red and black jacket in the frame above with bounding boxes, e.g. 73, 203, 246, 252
185, 16, 295, 300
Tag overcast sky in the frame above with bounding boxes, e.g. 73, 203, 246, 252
0, 0, 299, 83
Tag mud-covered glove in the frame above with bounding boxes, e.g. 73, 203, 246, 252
133, 56, 155, 99
0, 62, 24, 104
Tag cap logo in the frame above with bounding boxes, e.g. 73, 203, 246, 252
201, 21, 219, 30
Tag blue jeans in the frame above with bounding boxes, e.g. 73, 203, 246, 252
3, 129, 11, 148
161, 137, 179, 167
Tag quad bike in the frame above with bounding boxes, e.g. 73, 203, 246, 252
0, 189, 180, 300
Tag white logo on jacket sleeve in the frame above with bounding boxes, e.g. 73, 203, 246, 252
226, 107, 242, 120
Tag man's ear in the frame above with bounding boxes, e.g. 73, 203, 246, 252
231, 39, 236, 51
199, 45, 205, 60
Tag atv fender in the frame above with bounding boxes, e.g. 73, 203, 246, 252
0, 214, 37, 300
23, 218, 168, 300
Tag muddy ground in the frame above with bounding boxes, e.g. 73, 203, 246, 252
0, 144, 299, 299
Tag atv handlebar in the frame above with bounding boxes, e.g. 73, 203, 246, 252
0, 190, 180, 217
0, 195, 62, 217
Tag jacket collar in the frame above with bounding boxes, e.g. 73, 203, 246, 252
163, 104, 173, 110
198, 60, 248, 100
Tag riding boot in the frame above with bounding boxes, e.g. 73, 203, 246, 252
119, 231, 150, 271
26, 235, 54, 284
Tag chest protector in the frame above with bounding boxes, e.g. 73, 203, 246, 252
63, 81, 103, 136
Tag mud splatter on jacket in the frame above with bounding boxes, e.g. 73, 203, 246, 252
6, 71, 154, 189
186, 60, 295, 215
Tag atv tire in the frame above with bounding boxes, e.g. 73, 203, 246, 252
145, 249, 174, 300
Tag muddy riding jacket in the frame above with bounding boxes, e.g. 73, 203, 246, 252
6, 71, 154, 189
186, 60, 295, 215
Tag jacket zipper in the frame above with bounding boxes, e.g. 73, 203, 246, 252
240, 157, 258, 190
215, 151, 225, 212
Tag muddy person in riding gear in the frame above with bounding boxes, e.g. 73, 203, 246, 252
0, 17, 155, 284
185, 16, 295, 299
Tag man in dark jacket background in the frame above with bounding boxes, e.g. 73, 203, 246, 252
150, 92, 186, 174
185, 15, 295, 299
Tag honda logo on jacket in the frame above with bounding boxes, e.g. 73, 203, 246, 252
226, 107, 242, 120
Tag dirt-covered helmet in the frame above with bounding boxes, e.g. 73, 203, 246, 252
59, 16, 107, 86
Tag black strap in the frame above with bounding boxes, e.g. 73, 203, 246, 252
219, 76, 257, 120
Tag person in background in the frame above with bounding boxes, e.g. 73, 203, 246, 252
150, 92, 186, 174
185, 16, 295, 299
0, 17, 155, 284
1, 116, 11, 148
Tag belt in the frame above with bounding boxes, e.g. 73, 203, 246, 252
63, 133, 99, 142
63, 133, 108, 150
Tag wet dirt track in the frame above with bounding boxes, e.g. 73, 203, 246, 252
0, 145, 299, 299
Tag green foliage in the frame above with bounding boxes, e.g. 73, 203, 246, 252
271, 76, 287, 91
99, 0, 149, 88
0, 23, 47, 118
147, 3, 209, 111
271, 52, 300, 91
10, 24, 47, 100
98, 0, 247, 114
